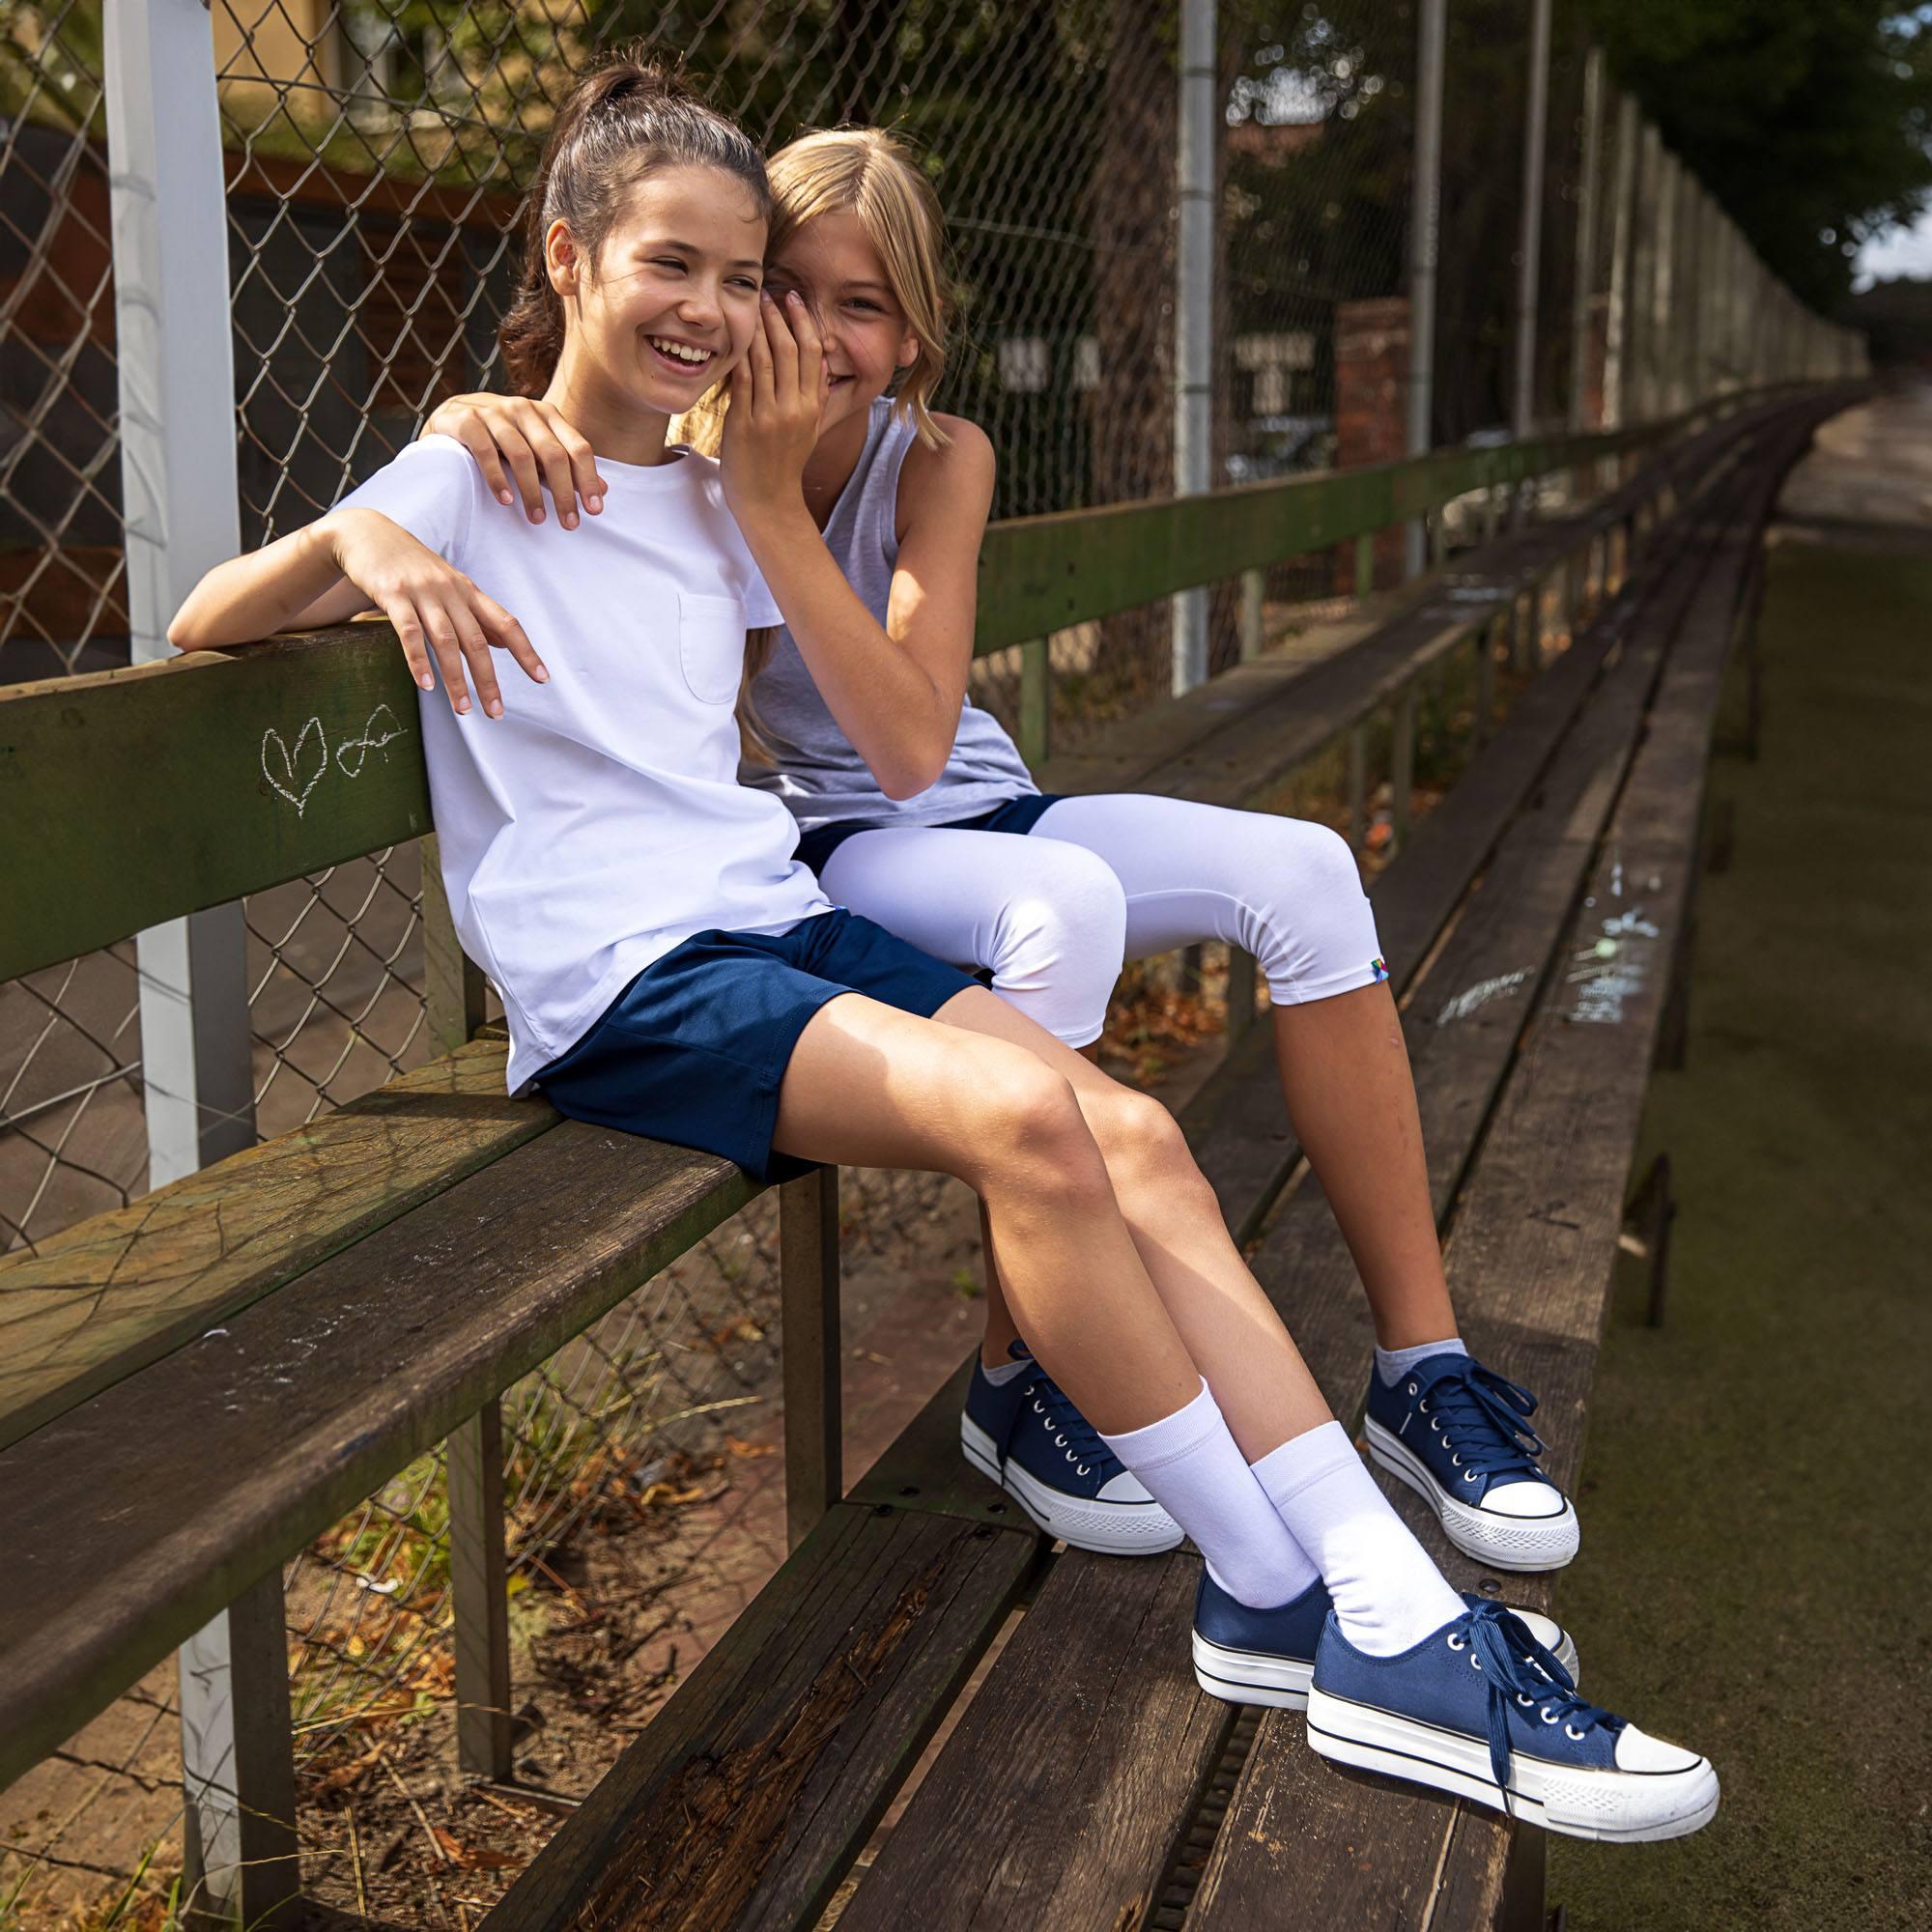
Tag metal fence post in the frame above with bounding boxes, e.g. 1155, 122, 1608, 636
177, 1574, 300, 1931
105, 0, 257, 1194
104, 3, 296, 1921
1631, 120, 1662, 422
1171, 0, 1214, 694
781, 1166, 842, 1548
1569, 46, 1605, 433
1511, 0, 1552, 448
1603, 91, 1637, 430
1653, 149, 1680, 415
1405, 0, 1445, 580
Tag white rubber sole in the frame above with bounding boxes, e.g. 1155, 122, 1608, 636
1306, 1688, 1719, 1843
1366, 1417, 1580, 1572
1191, 1632, 1314, 1710
960, 1413, 1185, 1554
1194, 1624, 1579, 1713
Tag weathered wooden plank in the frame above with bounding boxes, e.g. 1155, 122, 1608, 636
0, 1120, 760, 1790
1033, 605, 1392, 799
0, 1037, 552, 1451
1183, 413, 1819, 1932
833, 452, 1739, 1932
835, 1547, 1233, 1932
482, 1503, 1040, 1932
856, 418, 1765, 1532
1179, 411, 1754, 1239
971, 411, 1709, 651
1, 393, 1800, 985
1185, 686, 1721, 1931
0, 632, 426, 981
846, 1355, 1018, 1526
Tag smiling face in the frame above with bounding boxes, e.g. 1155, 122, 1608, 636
764, 209, 920, 438
546, 163, 768, 444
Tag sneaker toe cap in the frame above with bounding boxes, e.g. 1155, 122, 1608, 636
1614, 1722, 1707, 1776
1511, 1607, 1568, 1656
1096, 1468, 1157, 1504
1480, 1477, 1569, 1520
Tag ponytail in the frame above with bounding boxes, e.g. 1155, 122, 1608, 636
497, 52, 770, 397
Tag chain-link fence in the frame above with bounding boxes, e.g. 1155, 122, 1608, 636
0, 2, 1862, 1922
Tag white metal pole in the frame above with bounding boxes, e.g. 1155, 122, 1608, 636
1405, 0, 1446, 579
1651, 145, 1678, 416
1511, 0, 1552, 441
1569, 46, 1605, 432
1602, 91, 1637, 429
1172, 0, 1215, 695
104, 5, 290, 1926
106, 0, 255, 1187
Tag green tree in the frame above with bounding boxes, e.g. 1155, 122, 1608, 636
1587, 0, 1932, 310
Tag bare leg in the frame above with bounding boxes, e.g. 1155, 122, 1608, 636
1271, 981, 1458, 1350
976, 1035, 1100, 1367
771, 990, 1201, 1435
929, 991, 1331, 1461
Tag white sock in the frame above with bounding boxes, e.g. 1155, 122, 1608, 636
980, 1353, 1029, 1386
1374, 1334, 1468, 1388
1099, 1380, 1320, 1610
1252, 1420, 1465, 1655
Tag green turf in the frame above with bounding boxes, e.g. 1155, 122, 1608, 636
1546, 541, 1932, 1928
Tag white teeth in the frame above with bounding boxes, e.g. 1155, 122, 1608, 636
650, 337, 710, 364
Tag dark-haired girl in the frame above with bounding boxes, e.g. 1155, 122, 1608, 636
169, 59, 1717, 1841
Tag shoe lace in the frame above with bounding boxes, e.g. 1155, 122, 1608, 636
1456, 1601, 1623, 1812
1018, 1361, 1120, 1482
1416, 1360, 1548, 1486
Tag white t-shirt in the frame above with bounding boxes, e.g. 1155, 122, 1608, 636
335, 435, 832, 1094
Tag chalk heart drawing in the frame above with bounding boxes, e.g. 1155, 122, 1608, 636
262, 705, 412, 814
335, 703, 408, 778
261, 716, 327, 816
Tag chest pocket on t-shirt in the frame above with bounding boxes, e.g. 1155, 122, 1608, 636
677, 591, 749, 706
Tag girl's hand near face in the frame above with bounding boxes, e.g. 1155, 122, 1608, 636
720, 291, 830, 531
326, 508, 548, 719
422, 392, 609, 528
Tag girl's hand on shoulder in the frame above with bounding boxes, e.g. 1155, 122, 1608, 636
720, 292, 827, 528
421, 392, 607, 529
323, 507, 548, 720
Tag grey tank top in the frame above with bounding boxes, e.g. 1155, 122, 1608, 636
742, 396, 1037, 835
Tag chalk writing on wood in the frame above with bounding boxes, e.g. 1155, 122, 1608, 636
262, 706, 412, 814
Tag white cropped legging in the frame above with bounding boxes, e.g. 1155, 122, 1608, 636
817, 793, 1386, 1048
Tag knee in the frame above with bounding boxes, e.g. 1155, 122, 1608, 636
1247, 818, 1373, 991
1087, 1084, 1205, 1199
994, 842, 1128, 977
1264, 818, 1363, 907
963, 1044, 1111, 1199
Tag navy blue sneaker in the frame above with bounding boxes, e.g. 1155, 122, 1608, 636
1308, 1598, 1717, 1842
1365, 1353, 1578, 1571
960, 1344, 1182, 1554
1193, 1574, 1578, 1713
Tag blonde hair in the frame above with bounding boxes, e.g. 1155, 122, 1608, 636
673, 125, 956, 460
707, 126, 958, 765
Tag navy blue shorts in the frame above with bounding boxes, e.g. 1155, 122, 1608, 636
792, 792, 1064, 876
533, 909, 979, 1183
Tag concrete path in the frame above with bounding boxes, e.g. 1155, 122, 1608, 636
1548, 385, 1932, 1927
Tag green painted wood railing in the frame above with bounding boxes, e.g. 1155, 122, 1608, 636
0, 386, 1788, 984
